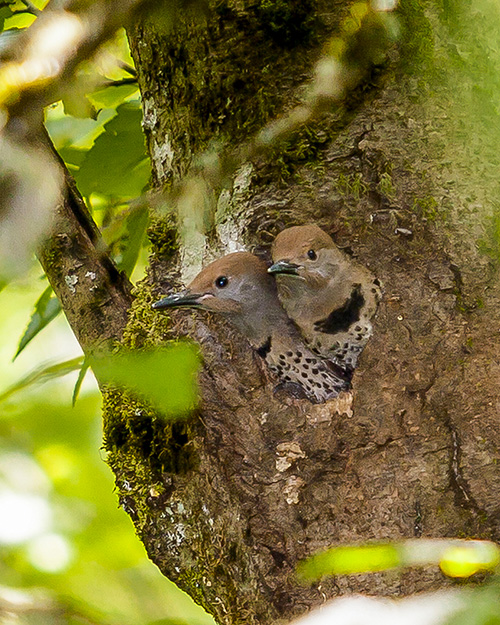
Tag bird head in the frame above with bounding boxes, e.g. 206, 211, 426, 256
268, 225, 341, 285
153, 252, 282, 343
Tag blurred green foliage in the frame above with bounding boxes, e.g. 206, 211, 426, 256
14, 286, 61, 360
75, 103, 150, 199
450, 578, 500, 625
0, 4, 211, 624
297, 540, 500, 581
0, 391, 214, 625
0, 357, 84, 404
42, 28, 152, 285
297, 543, 401, 579
0, 277, 213, 625
1, 7, 155, 403
91, 346, 200, 417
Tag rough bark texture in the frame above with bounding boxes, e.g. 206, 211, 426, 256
38, 140, 133, 354
95, 1, 500, 624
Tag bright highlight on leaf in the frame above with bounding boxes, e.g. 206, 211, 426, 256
439, 544, 500, 578
90, 345, 200, 417
297, 539, 500, 581
297, 543, 401, 579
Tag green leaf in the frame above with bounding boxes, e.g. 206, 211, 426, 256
90, 345, 200, 417
0, 357, 84, 404
45, 105, 117, 153
72, 359, 91, 406
62, 91, 97, 120
297, 539, 500, 581
57, 146, 89, 169
14, 286, 61, 359
0, 7, 13, 33
76, 102, 150, 199
88, 83, 139, 109
297, 543, 401, 580
114, 205, 149, 276
440, 543, 500, 578
61, 73, 103, 119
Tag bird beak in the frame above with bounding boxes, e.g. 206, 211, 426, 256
268, 260, 300, 276
152, 290, 205, 310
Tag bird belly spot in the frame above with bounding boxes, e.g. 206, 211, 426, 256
256, 336, 272, 358
313, 284, 365, 334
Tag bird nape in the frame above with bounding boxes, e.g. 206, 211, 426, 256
153, 251, 350, 403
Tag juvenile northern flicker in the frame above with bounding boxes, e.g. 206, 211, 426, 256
269, 225, 382, 372
153, 251, 350, 403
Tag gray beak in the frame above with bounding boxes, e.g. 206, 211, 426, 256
268, 260, 300, 276
152, 291, 204, 310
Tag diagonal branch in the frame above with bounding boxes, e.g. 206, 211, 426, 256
37, 131, 133, 356
0, 0, 165, 115
0, 0, 156, 353
18, 0, 41, 16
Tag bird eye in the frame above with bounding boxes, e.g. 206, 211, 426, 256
307, 249, 317, 261
215, 276, 228, 288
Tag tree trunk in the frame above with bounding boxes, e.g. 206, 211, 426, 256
97, 1, 500, 624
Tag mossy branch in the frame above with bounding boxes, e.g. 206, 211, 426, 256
38, 131, 133, 356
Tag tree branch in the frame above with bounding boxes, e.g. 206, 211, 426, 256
37, 130, 133, 356
18, 0, 41, 16
0, 0, 162, 115
0, 0, 155, 350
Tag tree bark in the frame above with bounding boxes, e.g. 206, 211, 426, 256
45, 1, 500, 624
38, 144, 133, 354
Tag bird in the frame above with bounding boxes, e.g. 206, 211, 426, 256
268, 225, 382, 373
152, 251, 351, 403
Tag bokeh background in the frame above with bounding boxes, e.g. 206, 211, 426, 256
0, 272, 214, 624
0, 4, 213, 623
0, 265, 212, 625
